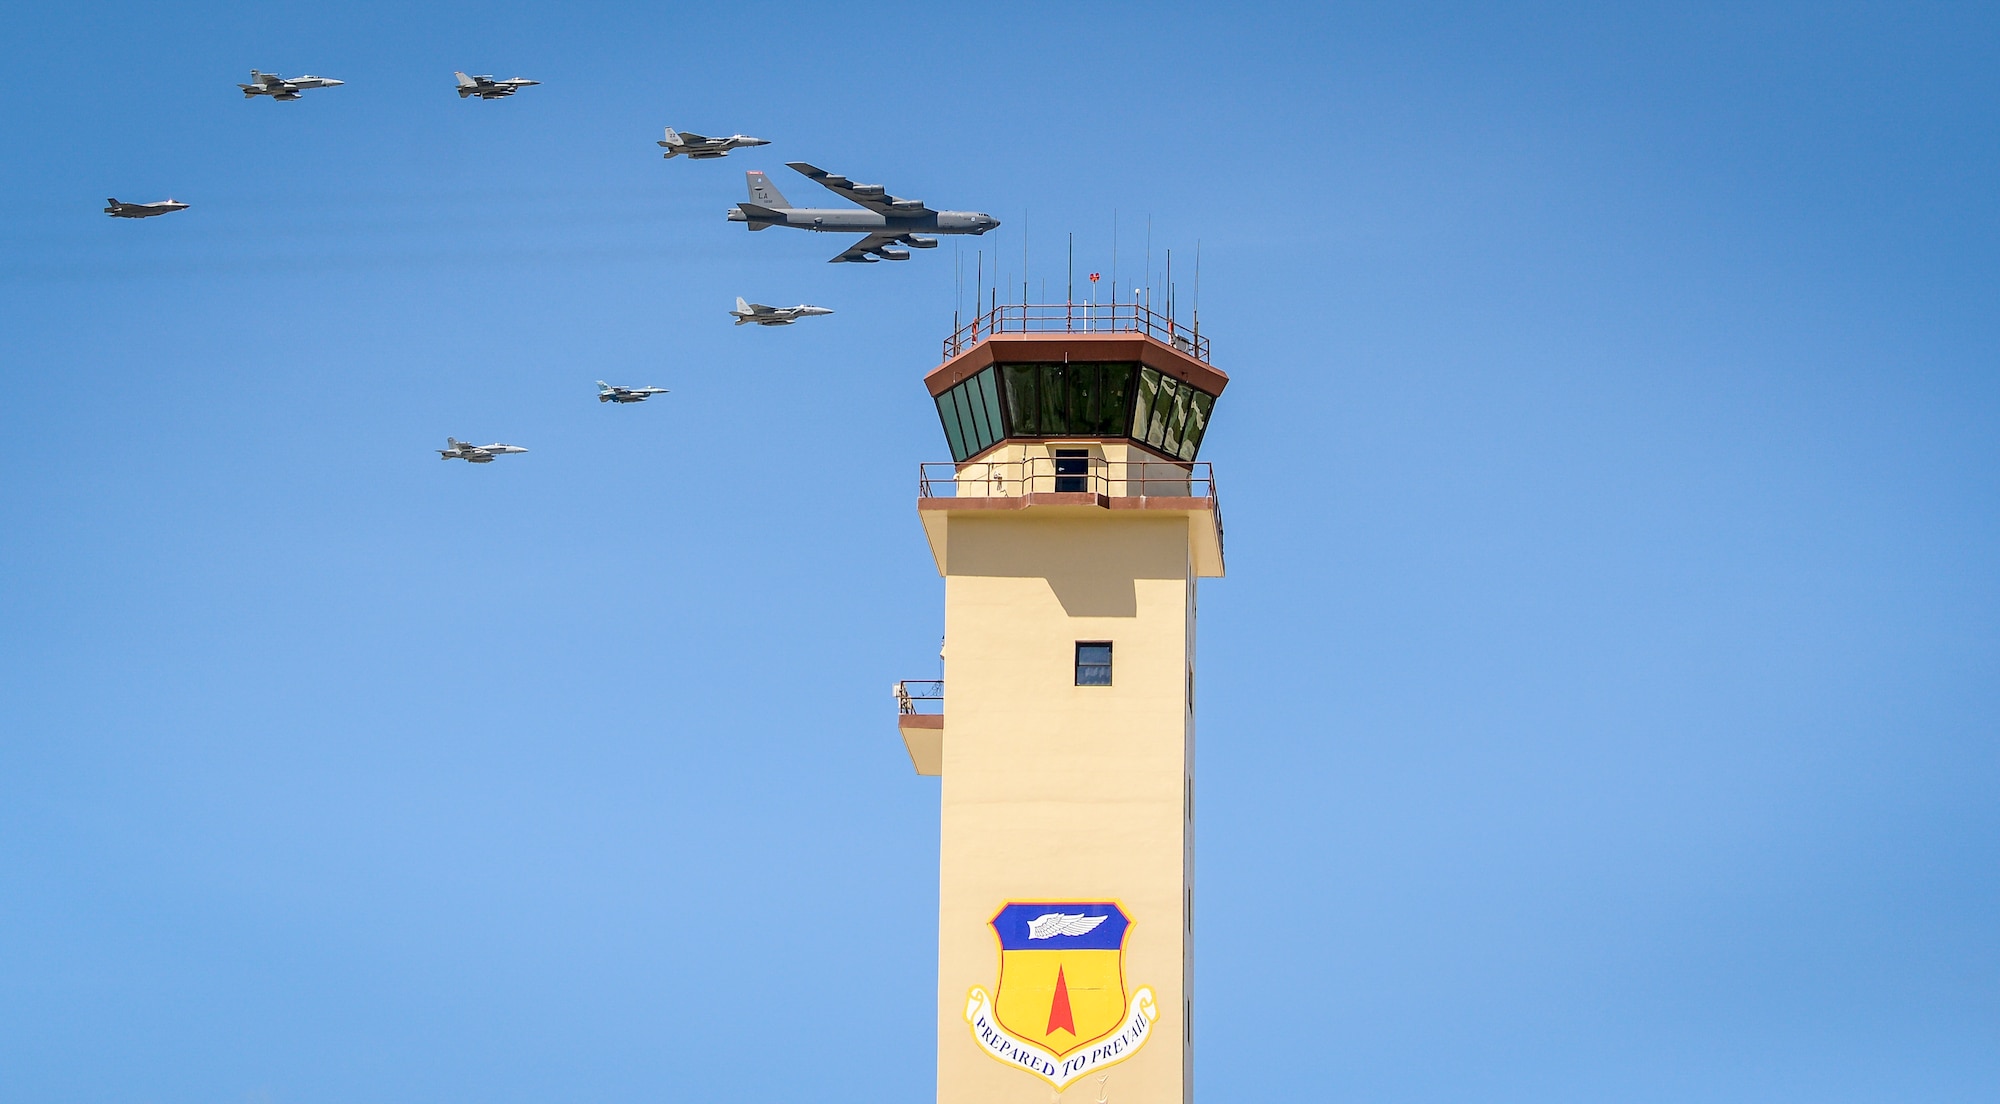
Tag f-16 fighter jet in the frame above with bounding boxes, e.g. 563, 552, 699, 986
455, 72, 540, 99
658, 126, 770, 160
239, 70, 344, 100
727, 162, 999, 263
104, 197, 189, 219
731, 297, 833, 326
438, 437, 528, 463
597, 381, 670, 403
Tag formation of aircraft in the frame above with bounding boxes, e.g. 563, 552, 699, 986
598, 381, 669, 403
732, 298, 834, 326
659, 127, 769, 160
455, 72, 540, 99
439, 438, 529, 463
727, 162, 1000, 263
110, 68, 1013, 462
104, 197, 188, 219
239, 70, 345, 100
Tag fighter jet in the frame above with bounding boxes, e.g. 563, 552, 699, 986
731, 297, 833, 326
455, 72, 540, 99
104, 197, 189, 219
727, 162, 999, 263
658, 126, 769, 160
597, 381, 669, 403
438, 437, 528, 463
238, 70, 345, 100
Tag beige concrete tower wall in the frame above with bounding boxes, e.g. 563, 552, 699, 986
937, 512, 1194, 1104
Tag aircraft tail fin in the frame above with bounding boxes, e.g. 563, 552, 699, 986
455, 71, 475, 87
745, 171, 792, 209
735, 297, 751, 313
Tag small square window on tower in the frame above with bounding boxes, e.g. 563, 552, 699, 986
1075, 642, 1113, 686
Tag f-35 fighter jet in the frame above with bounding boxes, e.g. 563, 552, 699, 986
455, 72, 540, 99
104, 197, 189, 219
439, 437, 528, 463
239, 70, 344, 100
727, 163, 999, 263
597, 381, 670, 403
731, 297, 834, 326
658, 126, 770, 160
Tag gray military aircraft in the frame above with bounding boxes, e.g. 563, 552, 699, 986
597, 381, 669, 403
456, 72, 540, 99
239, 70, 345, 100
439, 437, 528, 463
731, 297, 833, 326
104, 197, 189, 219
659, 126, 769, 160
726, 162, 999, 263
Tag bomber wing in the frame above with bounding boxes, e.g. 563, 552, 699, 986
829, 232, 907, 264
787, 162, 933, 217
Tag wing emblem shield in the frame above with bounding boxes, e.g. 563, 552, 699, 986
964, 901, 1159, 1089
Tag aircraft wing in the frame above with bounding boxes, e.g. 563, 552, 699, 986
676, 130, 709, 144
787, 162, 932, 216
830, 233, 903, 264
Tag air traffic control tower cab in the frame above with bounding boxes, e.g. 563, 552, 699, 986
897, 302, 1225, 1104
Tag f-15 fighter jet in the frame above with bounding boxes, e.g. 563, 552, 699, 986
455, 72, 540, 99
658, 126, 769, 160
239, 70, 344, 100
597, 381, 670, 403
727, 163, 999, 263
731, 297, 833, 326
438, 437, 528, 463
104, 197, 189, 219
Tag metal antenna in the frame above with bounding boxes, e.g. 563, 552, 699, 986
1193, 239, 1201, 348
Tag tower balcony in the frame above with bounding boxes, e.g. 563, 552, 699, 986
894, 679, 944, 776
942, 302, 1212, 364
917, 451, 1225, 578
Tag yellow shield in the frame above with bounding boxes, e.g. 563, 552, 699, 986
988, 902, 1131, 1057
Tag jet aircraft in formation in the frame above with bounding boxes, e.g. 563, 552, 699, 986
455, 72, 540, 99
732, 298, 833, 326
104, 197, 188, 219
597, 381, 669, 403
439, 438, 528, 463
239, 70, 344, 100
728, 162, 1000, 263
659, 127, 770, 160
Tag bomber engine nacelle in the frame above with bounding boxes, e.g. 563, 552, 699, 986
900, 235, 939, 249
876, 246, 912, 260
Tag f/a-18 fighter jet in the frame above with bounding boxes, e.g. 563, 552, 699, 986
455, 72, 540, 99
659, 126, 769, 160
239, 70, 344, 100
438, 437, 528, 463
731, 297, 833, 326
597, 381, 669, 403
727, 162, 999, 263
104, 197, 189, 219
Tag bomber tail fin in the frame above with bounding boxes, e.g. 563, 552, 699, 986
744, 170, 792, 209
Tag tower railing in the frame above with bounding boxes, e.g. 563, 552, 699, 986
919, 457, 1217, 502
942, 302, 1210, 363
894, 679, 944, 716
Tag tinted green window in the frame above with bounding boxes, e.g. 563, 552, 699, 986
996, 363, 1138, 438
935, 367, 1005, 461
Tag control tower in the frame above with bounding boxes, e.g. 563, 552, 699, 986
896, 302, 1226, 1104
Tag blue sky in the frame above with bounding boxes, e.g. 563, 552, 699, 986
2, 3, 1996, 1101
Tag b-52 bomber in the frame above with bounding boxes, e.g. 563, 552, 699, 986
732, 298, 833, 326
239, 70, 344, 100
104, 197, 189, 219
727, 162, 999, 263
439, 437, 528, 463
597, 381, 669, 403
658, 127, 769, 160
455, 72, 540, 99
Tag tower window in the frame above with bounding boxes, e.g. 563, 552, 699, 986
1076, 642, 1112, 686
1054, 448, 1090, 493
